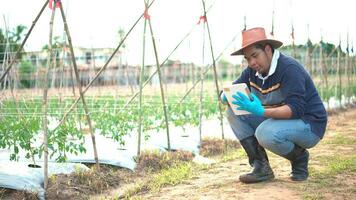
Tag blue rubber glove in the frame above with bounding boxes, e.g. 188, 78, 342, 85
232, 92, 265, 116
220, 92, 228, 104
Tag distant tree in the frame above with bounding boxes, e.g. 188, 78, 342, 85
118, 27, 126, 49
0, 25, 27, 64
18, 60, 35, 88
320, 41, 337, 57
218, 59, 231, 79
280, 40, 345, 59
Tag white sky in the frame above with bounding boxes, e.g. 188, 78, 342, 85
0, 0, 355, 65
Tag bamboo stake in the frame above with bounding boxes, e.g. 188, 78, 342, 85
50, 52, 56, 88
66, 46, 83, 133
322, 43, 329, 107
145, 0, 171, 150
201, 0, 225, 139
185, 62, 189, 92
291, 24, 296, 58
42, 4, 56, 190
346, 35, 351, 102
353, 52, 355, 97
198, 20, 206, 143
58, 2, 100, 170
306, 39, 312, 75
137, 14, 148, 157
343, 52, 348, 102
125, 65, 135, 95
337, 45, 342, 107
319, 42, 324, 100
347, 53, 351, 102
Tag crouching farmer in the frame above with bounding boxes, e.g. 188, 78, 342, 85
221, 27, 327, 183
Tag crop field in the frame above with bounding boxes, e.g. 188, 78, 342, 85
1, 0, 356, 199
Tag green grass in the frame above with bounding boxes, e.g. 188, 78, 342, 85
325, 155, 356, 174
148, 162, 193, 192
299, 154, 356, 199
121, 181, 146, 199
122, 148, 244, 198
311, 154, 356, 181
323, 134, 356, 145
121, 163, 194, 198
221, 148, 246, 162
302, 192, 325, 200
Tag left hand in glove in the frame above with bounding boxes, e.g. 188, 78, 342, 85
232, 92, 265, 116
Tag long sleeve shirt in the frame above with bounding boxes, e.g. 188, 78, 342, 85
233, 52, 327, 139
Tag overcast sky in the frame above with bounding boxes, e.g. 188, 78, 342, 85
0, 0, 355, 65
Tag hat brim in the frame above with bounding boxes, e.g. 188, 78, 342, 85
230, 39, 283, 56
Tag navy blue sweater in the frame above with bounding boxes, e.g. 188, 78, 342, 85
233, 53, 327, 139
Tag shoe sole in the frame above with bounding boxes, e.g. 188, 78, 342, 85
239, 174, 275, 184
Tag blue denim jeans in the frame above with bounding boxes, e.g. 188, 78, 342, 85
226, 107, 320, 156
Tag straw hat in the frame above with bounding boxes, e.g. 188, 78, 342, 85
231, 27, 283, 56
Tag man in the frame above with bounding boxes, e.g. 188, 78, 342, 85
221, 27, 327, 183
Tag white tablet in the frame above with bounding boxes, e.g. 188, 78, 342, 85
223, 83, 252, 115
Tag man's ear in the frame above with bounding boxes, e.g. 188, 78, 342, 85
264, 44, 273, 56
264, 44, 271, 53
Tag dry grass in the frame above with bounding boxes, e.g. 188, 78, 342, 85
0, 188, 37, 200
135, 150, 194, 173
45, 164, 134, 200
199, 137, 241, 157
45, 150, 194, 199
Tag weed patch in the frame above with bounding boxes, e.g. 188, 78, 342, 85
200, 138, 240, 157
135, 150, 194, 173
323, 134, 356, 145
148, 163, 193, 192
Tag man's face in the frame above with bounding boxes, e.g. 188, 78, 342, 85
243, 45, 272, 74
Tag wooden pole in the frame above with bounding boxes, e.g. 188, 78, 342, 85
145, 0, 171, 150
322, 44, 329, 107
346, 35, 351, 103
42, 4, 56, 190
201, 0, 225, 139
198, 20, 206, 143
137, 15, 148, 157
58, 2, 100, 170
337, 45, 342, 107
319, 42, 324, 101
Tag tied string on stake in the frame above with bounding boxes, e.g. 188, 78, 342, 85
291, 26, 295, 40
197, 15, 207, 25
291, 31, 295, 40
49, 0, 61, 10
144, 6, 150, 20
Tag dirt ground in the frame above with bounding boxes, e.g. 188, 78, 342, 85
129, 108, 356, 200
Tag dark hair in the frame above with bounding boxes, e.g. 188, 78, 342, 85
254, 43, 275, 53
